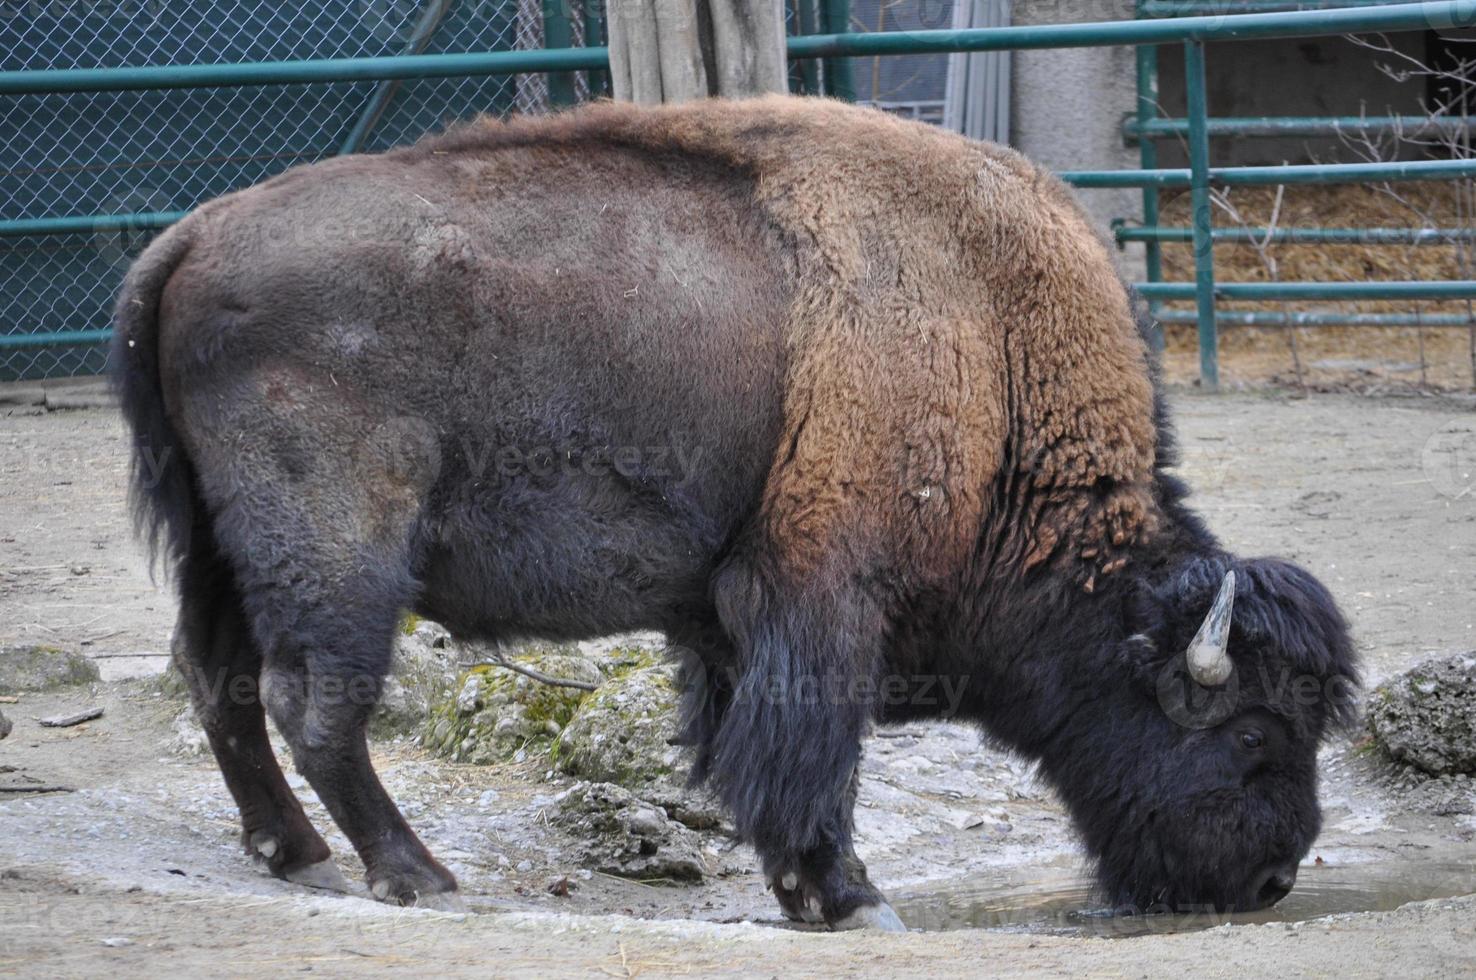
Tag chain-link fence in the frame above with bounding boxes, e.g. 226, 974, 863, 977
0, 0, 605, 381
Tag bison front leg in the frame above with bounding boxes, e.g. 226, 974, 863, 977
764, 762, 904, 931
706, 557, 906, 932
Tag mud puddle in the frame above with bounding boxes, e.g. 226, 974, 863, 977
890, 851, 1476, 936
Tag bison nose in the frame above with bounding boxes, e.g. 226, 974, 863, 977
1250, 863, 1298, 909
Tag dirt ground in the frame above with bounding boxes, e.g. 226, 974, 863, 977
2, 389, 1475, 976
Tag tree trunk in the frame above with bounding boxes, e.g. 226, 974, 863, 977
608, 0, 787, 104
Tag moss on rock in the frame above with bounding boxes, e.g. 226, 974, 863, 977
1368, 652, 1476, 775
556, 649, 683, 787
548, 780, 708, 882
0, 644, 99, 694
371, 621, 462, 739
421, 643, 602, 764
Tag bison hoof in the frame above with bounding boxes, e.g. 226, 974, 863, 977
369, 877, 467, 913
832, 901, 906, 933
283, 858, 353, 894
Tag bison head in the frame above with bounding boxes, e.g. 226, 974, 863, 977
1044, 554, 1358, 915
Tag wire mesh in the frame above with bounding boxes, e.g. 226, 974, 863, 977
0, 0, 602, 380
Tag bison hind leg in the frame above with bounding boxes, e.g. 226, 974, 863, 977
196, 409, 460, 909
704, 557, 904, 932
171, 526, 346, 891
243, 563, 461, 910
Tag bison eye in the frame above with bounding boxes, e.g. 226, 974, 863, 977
1239, 730, 1265, 750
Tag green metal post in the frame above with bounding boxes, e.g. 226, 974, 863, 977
340, 0, 452, 156
1135, 38, 1164, 345
820, 0, 855, 101
1184, 38, 1217, 388
543, 0, 577, 106
585, 0, 609, 98
797, 0, 821, 95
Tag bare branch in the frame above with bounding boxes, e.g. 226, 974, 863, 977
461, 649, 600, 692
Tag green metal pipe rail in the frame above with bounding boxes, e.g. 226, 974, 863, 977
4, 0, 1475, 384
1136, 280, 1476, 300
1061, 157, 1476, 187
1125, 115, 1476, 138
1155, 310, 1475, 326
1117, 226, 1476, 244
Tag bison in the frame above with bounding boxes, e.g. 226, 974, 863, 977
114, 95, 1357, 929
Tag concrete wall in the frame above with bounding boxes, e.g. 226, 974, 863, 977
1010, 0, 1143, 277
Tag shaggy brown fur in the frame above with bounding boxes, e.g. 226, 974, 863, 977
421, 96, 1160, 592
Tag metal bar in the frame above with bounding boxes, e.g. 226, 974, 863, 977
1118, 226, 1476, 244
1153, 310, 1476, 326
1060, 157, 1476, 187
4, 2, 1461, 96
1184, 39, 1218, 388
1135, 33, 1164, 337
584, 0, 609, 97
0, 211, 188, 238
1126, 114, 1476, 139
542, 0, 577, 106
0, 330, 114, 350
820, 0, 856, 101
783, 2, 1465, 60
797, 0, 821, 95
339, 0, 453, 156
0, 45, 609, 95
1141, 0, 1424, 15
1137, 280, 1476, 299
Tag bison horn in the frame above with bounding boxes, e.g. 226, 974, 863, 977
1186, 570, 1236, 686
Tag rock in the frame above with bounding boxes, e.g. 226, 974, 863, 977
0, 706, 11, 740
371, 620, 463, 739
557, 650, 683, 787
421, 643, 602, 764
548, 781, 707, 882
0, 645, 99, 694
1367, 653, 1476, 775
149, 662, 191, 701
38, 706, 103, 727
166, 705, 209, 757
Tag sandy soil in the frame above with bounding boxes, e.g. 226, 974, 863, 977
2, 390, 1475, 976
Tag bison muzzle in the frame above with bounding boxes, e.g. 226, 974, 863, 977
113, 96, 1358, 928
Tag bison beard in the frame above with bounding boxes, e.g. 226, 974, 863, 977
112, 96, 1358, 928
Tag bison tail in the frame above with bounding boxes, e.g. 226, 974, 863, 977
110, 221, 197, 580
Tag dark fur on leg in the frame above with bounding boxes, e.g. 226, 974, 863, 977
172, 532, 332, 879
704, 557, 880, 862
248, 578, 459, 908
